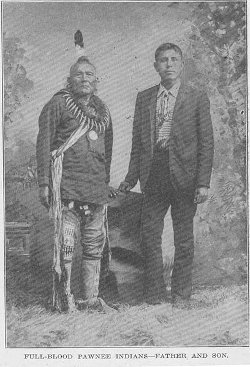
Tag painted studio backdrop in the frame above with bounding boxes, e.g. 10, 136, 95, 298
3, 2, 247, 347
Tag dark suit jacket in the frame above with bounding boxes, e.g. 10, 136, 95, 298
125, 82, 214, 193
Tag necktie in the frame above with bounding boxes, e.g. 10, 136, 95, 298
157, 91, 172, 149
159, 91, 169, 126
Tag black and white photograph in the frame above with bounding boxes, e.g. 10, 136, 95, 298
1, 0, 249, 364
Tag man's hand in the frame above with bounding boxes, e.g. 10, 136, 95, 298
194, 187, 208, 204
118, 181, 132, 193
108, 186, 119, 198
39, 186, 50, 209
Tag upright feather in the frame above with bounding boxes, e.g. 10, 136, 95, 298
74, 30, 84, 48
74, 30, 86, 57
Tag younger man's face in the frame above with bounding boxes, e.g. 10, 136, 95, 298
154, 49, 183, 84
69, 63, 97, 96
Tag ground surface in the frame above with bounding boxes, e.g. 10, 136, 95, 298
6, 254, 249, 347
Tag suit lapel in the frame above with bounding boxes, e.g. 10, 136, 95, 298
149, 85, 159, 154
173, 83, 190, 119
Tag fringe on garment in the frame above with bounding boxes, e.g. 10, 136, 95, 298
49, 117, 89, 310
49, 114, 112, 311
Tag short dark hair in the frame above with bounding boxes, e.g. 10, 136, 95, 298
69, 56, 96, 76
155, 43, 183, 61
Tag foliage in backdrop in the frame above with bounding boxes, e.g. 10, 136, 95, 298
184, 1, 247, 282
4, 33, 37, 220
4, 34, 34, 136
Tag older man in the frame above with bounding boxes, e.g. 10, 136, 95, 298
119, 43, 214, 307
37, 56, 116, 312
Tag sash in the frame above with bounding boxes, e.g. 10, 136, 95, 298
50, 116, 89, 309
49, 91, 111, 309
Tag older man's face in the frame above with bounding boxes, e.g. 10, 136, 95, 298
69, 63, 97, 96
154, 49, 183, 84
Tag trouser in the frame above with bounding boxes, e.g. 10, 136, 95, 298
142, 148, 197, 301
62, 202, 107, 305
